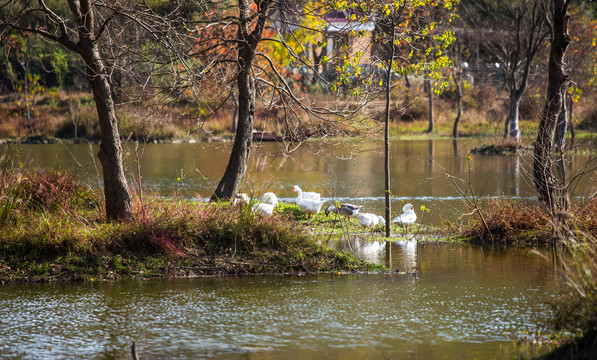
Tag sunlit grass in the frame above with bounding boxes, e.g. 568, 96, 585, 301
444, 198, 597, 245
0, 167, 369, 283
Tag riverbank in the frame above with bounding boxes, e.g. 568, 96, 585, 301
3, 89, 596, 146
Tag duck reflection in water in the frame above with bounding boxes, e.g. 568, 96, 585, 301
395, 240, 417, 274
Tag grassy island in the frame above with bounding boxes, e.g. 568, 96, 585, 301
0, 167, 388, 284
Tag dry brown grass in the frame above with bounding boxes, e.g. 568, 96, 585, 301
448, 199, 552, 245
574, 198, 597, 237
450, 198, 597, 245
0, 166, 367, 282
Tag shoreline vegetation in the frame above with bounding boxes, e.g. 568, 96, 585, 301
1, 88, 596, 146
0, 168, 378, 284
2, 166, 595, 285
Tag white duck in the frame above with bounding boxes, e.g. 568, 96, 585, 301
392, 203, 417, 233
357, 213, 384, 235
292, 185, 320, 202
261, 192, 278, 206
252, 202, 276, 216
292, 185, 325, 218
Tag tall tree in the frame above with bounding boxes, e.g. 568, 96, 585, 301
461, 0, 550, 141
1, 1, 185, 221
212, 0, 274, 200
533, 0, 571, 226
365, 0, 458, 235
193, 0, 360, 201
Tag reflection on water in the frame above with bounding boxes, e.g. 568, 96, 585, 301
396, 240, 418, 274
0, 140, 581, 358
2, 139, 595, 226
0, 244, 559, 360
333, 238, 418, 274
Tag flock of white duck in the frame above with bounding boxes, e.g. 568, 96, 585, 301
233, 185, 417, 235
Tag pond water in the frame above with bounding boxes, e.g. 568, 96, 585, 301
2, 139, 595, 226
0, 242, 558, 360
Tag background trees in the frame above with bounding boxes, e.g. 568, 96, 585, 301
0, 0, 596, 225
1, 0, 189, 221
460, 0, 550, 141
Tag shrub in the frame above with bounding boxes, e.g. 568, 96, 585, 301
452, 199, 551, 245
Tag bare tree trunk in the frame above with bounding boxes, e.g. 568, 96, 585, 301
568, 120, 575, 146
232, 90, 238, 134
213, 67, 254, 200
568, 94, 575, 147
426, 78, 434, 133
554, 86, 568, 150
74, 0, 133, 221
69, 99, 79, 141
384, 25, 396, 238
533, 0, 571, 221
81, 43, 133, 221
212, 0, 272, 200
505, 92, 522, 141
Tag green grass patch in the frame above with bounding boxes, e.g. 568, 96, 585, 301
0, 168, 371, 283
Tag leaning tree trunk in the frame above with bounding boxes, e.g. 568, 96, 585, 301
533, 0, 571, 220
212, 0, 272, 200
74, 0, 133, 222
81, 45, 133, 221
213, 66, 255, 200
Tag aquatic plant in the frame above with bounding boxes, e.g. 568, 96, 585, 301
450, 198, 597, 246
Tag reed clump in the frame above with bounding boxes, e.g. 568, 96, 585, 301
449, 199, 597, 357
536, 229, 597, 359
448, 199, 552, 245
0, 168, 363, 283
448, 198, 597, 245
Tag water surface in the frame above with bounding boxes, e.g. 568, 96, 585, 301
0, 243, 559, 359
0, 139, 579, 359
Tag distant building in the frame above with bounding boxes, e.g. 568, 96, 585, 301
324, 10, 375, 65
